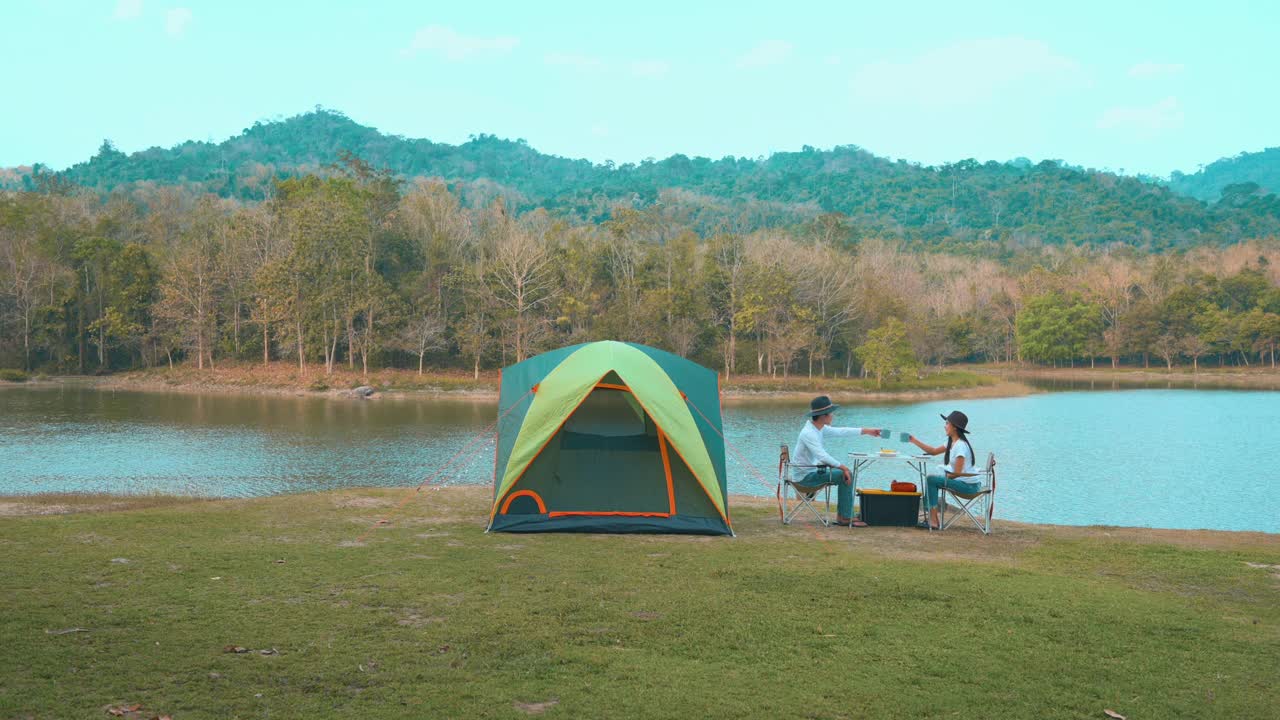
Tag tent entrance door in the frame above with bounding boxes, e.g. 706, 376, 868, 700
521, 385, 677, 516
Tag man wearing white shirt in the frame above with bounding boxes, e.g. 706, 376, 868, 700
792, 395, 883, 526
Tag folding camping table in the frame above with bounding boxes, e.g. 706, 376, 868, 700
846, 452, 932, 526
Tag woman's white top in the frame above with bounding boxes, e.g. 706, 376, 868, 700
942, 438, 976, 476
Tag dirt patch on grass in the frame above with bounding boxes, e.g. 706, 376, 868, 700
1041, 523, 1280, 552
331, 496, 395, 509
396, 612, 446, 627
0, 494, 199, 517
0, 502, 79, 516
727, 494, 1280, 571
326, 486, 490, 528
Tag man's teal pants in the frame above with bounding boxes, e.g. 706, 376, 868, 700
794, 467, 852, 519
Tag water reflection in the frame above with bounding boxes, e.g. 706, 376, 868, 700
0, 385, 494, 498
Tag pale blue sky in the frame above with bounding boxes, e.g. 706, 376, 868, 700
3, 0, 1277, 176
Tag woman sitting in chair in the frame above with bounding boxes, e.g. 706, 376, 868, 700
907, 410, 977, 530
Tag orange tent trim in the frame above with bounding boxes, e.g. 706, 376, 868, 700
548, 511, 671, 518
500, 489, 547, 515
658, 428, 676, 516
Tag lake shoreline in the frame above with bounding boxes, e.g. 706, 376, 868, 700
967, 364, 1280, 391
2, 486, 1275, 541
11, 362, 1280, 402
7, 371, 1036, 404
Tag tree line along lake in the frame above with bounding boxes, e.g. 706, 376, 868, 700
1, 383, 1276, 533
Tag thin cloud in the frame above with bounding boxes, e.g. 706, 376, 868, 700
1097, 96, 1184, 134
1127, 61, 1185, 78
736, 40, 792, 69
544, 52, 606, 73
165, 8, 192, 37
402, 25, 519, 61
851, 37, 1087, 109
630, 60, 670, 78
113, 0, 143, 20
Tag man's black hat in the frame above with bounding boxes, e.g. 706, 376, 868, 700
807, 395, 839, 418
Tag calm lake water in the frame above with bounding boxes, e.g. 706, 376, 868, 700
2, 384, 1277, 533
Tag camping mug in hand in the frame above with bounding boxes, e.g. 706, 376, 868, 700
899, 432, 911, 443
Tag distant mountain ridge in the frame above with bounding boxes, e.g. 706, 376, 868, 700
6, 109, 1280, 250
1170, 147, 1280, 202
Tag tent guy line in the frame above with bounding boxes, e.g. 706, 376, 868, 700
689, 399, 836, 544
354, 386, 535, 543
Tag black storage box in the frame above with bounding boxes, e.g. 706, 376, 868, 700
857, 489, 921, 527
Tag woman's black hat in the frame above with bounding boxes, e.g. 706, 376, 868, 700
940, 410, 971, 434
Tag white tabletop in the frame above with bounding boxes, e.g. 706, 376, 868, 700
849, 452, 931, 461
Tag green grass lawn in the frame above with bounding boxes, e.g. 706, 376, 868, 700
2, 489, 1277, 719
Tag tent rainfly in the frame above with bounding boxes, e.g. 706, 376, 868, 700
487, 341, 732, 535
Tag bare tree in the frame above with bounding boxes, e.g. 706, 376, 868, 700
603, 212, 649, 339
554, 228, 601, 341
234, 205, 282, 366
0, 223, 58, 370
487, 222, 556, 363
711, 235, 748, 378
154, 200, 223, 370
1088, 255, 1138, 368
794, 241, 857, 376
667, 316, 700, 358
400, 179, 472, 261
1153, 333, 1179, 370
390, 311, 447, 375
455, 307, 491, 380
1181, 335, 1208, 372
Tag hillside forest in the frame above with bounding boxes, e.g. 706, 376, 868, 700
2, 112, 1280, 381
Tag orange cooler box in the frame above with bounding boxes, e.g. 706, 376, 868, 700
857, 489, 921, 527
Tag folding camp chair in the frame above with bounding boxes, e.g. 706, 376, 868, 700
939, 452, 997, 534
778, 444, 834, 526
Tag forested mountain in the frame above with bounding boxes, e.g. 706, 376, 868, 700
1170, 147, 1280, 202
8, 109, 1280, 251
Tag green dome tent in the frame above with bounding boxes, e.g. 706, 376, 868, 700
487, 341, 732, 536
